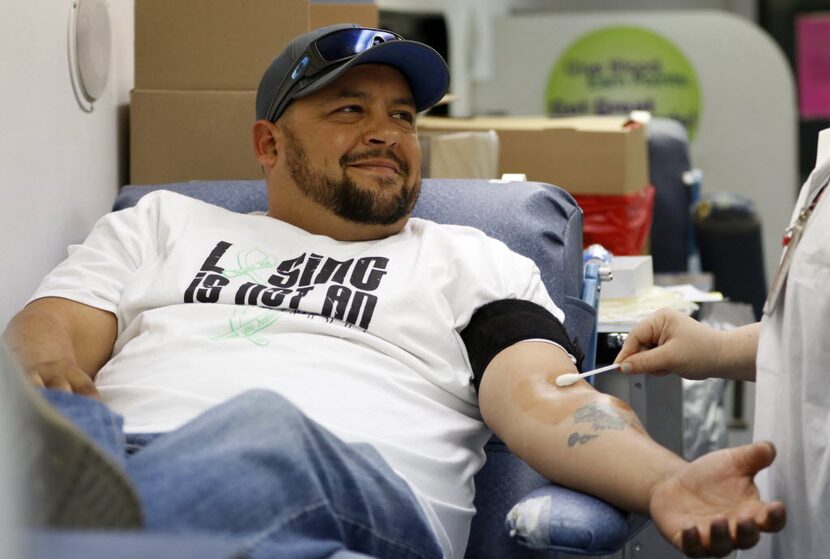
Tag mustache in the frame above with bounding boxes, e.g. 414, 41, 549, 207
340, 149, 409, 175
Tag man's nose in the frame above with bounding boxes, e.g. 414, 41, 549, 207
362, 114, 400, 147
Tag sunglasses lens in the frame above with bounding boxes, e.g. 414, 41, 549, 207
265, 29, 402, 122
315, 29, 400, 62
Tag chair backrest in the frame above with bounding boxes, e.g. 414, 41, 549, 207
115, 178, 595, 559
115, 178, 593, 351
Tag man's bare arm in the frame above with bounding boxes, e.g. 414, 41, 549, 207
479, 341, 682, 513
479, 341, 784, 556
3, 297, 117, 397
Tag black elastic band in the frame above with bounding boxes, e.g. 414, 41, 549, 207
460, 299, 584, 392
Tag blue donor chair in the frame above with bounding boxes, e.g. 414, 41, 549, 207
113, 178, 645, 558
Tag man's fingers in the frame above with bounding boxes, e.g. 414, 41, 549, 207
27, 372, 45, 388
680, 518, 760, 558
679, 525, 707, 558
45, 376, 72, 393
734, 518, 760, 549
731, 441, 777, 476
758, 501, 786, 532
708, 518, 734, 557
24, 364, 97, 398
66, 367, 100, 399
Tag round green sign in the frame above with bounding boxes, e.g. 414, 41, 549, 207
546, 26, 702, 139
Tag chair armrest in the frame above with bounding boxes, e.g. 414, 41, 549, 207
467, 436, 650, 559
506, 485, 648, 555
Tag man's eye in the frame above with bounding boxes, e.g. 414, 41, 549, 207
338, 105, 362, 114
392, 111, 415, 123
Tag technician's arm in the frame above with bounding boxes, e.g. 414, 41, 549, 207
614, 308, 760, 382
479, 341, 784, 556
3, 297, 117, 398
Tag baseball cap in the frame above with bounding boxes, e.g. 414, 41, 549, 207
256, 24, 450, 122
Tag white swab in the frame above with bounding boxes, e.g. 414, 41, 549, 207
555, 363, 624, 387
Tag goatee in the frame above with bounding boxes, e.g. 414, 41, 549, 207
282, 125, 420, 226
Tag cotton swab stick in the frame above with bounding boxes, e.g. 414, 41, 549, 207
555, 363, 624, 387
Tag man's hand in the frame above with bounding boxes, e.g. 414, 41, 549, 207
650, 441, 786, 557
3, 297, 116, 399
22, 356, 100, 398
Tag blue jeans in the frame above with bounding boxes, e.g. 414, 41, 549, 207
43, 389, 443, 559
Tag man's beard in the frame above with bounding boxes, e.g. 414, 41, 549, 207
282, 126, 420, 226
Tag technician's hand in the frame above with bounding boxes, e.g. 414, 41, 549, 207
21, 356, 100, 399
649, 441, 786, 558
613, 308, 722, 381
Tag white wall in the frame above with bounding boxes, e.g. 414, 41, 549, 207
0, 0, 134, 328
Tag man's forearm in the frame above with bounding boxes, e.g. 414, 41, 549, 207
506, 387, 684, 514
5, 304, 81, 373
3, 297, 116, 389
480, 342, 686, 515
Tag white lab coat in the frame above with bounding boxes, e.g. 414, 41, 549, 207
741, 134, 830, 558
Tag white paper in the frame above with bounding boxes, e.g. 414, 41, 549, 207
665, 284, 725, 303
818, 128, 830, 167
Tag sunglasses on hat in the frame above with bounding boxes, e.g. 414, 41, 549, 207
264, 27, 403, 123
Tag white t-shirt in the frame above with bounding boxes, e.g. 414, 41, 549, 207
742, 160, 830, 558
32, 191, 564, 559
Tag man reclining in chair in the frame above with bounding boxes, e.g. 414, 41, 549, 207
5, 24, 784, 559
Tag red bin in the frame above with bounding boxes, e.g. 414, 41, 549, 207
574, 185, 655, 256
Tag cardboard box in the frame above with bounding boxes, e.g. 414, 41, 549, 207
135, 0, 378, 90
132, 0, 379, 183
130, 90, 261, 185
135, 0, 307, 90
310, 2, 378, 30
417, 116, 648, 195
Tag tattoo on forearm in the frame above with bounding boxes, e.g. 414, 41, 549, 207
566, 402, 644, 448
574, 403, 629, 431
568, 432, 598, 447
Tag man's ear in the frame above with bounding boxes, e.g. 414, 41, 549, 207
252, 120, 281, 170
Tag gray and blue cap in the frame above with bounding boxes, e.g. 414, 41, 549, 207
255, 24, 450, 122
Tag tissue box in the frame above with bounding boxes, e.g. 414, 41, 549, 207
419, 131, 499, 179
601, 256, 653, 300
